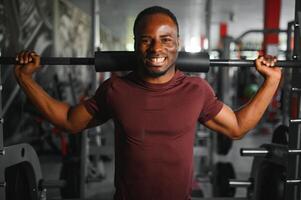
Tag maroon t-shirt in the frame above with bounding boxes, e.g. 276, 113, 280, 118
84, 70, 223, 200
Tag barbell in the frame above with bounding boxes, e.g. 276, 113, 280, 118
230, 144, 301, 200
0, 51, 301, 73
240, 146, 301, 156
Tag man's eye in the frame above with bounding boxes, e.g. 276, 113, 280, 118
141, 39, 151, 44
162, 38, 172, 43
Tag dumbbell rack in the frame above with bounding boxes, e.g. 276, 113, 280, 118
286, 0, 301, 199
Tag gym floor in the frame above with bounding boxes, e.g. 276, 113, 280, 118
40, 120, 275, 200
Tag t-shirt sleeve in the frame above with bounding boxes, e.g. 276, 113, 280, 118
83, 79, 112, 124
198, 80, 223, 123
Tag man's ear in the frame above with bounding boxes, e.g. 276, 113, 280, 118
134, 37, 137, 51
177, 37, 181, 51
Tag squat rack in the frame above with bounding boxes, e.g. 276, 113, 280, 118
286, 0, 301, 199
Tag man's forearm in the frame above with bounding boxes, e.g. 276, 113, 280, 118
16, 73, 72, 131
235, 78, 280, 135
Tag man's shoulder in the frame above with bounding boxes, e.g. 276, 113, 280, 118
180, 73, 216, 94
102, 72, 130, 82
100, 72, 136, 88
181, 73, 209, 87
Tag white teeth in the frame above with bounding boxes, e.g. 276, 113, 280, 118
150, 57, 165, 64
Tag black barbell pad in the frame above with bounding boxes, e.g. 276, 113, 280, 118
95, 51, 136, 72
94, 51, 210, 72
177, 51, 210, 72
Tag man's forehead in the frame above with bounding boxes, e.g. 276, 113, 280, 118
134, 11, 179, 37
138, 13, 176, 27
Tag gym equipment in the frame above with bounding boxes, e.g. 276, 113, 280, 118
0, 143, 67, 200
191, 189, 204, 198
216, 133, 232, 155
235, 28, 287, 43
271, 124, 289, 145
230, 144, 301, 200
0, 144, 43, 200
60, 159, 80, 198
240, 144, 301, 156
195, 162, 236, 197
1, 51, 301, 73
212, 162, 236, 197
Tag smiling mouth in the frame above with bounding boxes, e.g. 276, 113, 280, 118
146, 57, 167, 66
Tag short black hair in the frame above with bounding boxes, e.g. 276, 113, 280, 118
133, 6, 179, 37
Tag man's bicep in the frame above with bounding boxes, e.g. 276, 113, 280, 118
67, 103, 98, 132
203, 104, 239, 138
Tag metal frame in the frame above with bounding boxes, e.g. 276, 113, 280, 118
205, 0, 212, 52
281, 21, 295, 126
286, 0, 301, 199
0, 51, 3, 161
234, 29, 287, 43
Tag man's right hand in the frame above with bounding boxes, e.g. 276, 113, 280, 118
14, 50, 41, 78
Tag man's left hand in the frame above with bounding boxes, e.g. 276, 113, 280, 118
255, 55, 282, 82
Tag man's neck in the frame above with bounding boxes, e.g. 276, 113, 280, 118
138, 70, 176, 84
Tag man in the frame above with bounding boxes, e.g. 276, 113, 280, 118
14, 6, 281, 200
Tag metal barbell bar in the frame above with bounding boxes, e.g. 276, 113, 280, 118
240, 148, 301, 156
229, 179, 253, 187
1, 51, 301, 73
229, 179, 301, 188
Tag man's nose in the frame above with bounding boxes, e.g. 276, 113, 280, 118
149, 40, 163, 52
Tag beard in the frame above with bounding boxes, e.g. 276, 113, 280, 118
143, 66, 169, 78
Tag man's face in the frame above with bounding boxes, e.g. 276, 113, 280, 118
134, 13, 179, 78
